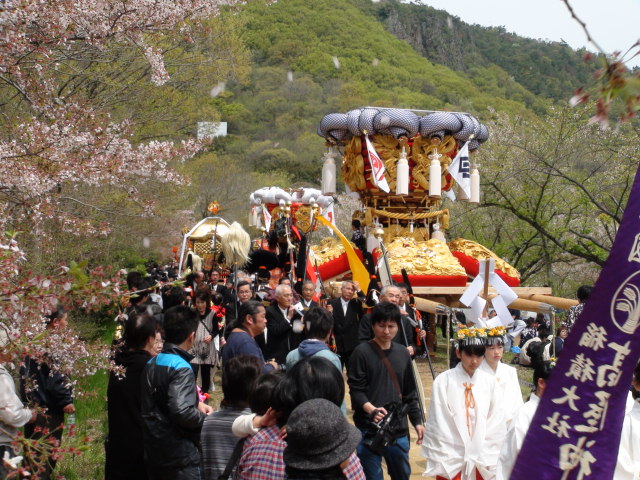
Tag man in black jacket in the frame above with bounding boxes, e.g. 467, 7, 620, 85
358, 285, 421, 356
264, 284, 304, 366
329, 280, 365, 372
348, 302, 424, 480
21, 308, 74, 480
141, 305, 213, 480
208, 269, 229, 300
106, 312, 158, 480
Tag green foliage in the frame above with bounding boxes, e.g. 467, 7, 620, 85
450, 105, 639, 296
208, 0, 545, 188
371, 0, 597, 104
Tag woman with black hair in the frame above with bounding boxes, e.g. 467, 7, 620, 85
222, 300, 277, 373
479, 327, 523, 428
106, 312, 160, 480
190, 289, 218, 393
422, 328, 505, 480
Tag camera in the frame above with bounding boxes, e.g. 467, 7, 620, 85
361, 402, 408, 454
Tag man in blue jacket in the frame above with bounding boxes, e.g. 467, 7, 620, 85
141, 305, 213, 480
285, 307, 341, 372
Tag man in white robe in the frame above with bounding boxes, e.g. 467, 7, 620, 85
479, 328, 523, 429
423, 331, 505, 480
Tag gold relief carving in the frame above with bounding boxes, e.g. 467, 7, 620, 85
311, 237, 357, 265
294, 205, 313, 233
448, 238, 521, 279
382, 237, 466, 276
342, 133, 459, 195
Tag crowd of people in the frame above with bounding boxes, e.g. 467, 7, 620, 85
3, 267, 639, 480
97, 265, 430, 480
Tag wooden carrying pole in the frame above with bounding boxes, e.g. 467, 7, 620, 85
414, 297, 449, 315
488, 295, 554, 314
520, 294, 578, 311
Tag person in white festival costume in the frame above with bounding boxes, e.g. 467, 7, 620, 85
497, 359, 640, 480
422, 326, 505, 480
478, 326, 524, 429
496, 359, 554, 480
613, 361, 640, 480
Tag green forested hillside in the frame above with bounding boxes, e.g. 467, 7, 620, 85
18, 0, 618, 293
370, 0, 597, 104
215, 0, 552, 185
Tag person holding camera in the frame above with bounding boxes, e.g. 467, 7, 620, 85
347, 302, 424, 480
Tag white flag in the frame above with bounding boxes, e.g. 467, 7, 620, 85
321, 202, 335, 235
446, 141, 471, 198
443, 189, 457, 202
365, 136, 390, 193
321, 202, 336, 225
262, 205, 272, 232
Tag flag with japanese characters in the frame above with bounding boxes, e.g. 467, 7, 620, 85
510, 165, 640, 479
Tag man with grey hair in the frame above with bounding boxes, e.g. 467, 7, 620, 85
294, 280, 318, 314
358, 285, 420, 356
264, 284, 304, 367
329, 280, 366, 372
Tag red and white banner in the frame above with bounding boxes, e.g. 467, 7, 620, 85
365, 136, 390, 193
262, 205, 272, 232
321, 202, 336, 234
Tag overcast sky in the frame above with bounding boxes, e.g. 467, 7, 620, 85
418, 0, 640, 67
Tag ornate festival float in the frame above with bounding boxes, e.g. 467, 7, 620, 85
245, 107, 577, 331
248, 186, 366, 289
315, 107, 577, 322
177, 202, 251, 280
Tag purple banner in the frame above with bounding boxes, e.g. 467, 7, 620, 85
510, 164, 640, 480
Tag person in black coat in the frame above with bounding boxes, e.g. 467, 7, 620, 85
358, 285, 420, 357
264, 284, 304, 366
105, 312, 159, 480
328, 280, 365, 372
294, 280, 319, 314
21, 308, 75, 480
141, 306, 213, 480
208, 269, 229, 302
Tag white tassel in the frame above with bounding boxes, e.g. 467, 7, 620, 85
396, 147, 409, 195
222, 222, 251, 267
322, 148, 336, 195
470, 167, 480, 204
429, 152, 441, 198
431, 223, 446, 242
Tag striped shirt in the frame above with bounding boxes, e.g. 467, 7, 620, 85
201, 406, 251, 480
238, 424, 365, 480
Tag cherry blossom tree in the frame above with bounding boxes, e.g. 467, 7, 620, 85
562, 0, 640, 126
0, 0, 242, 237
0, 0, 244, 474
